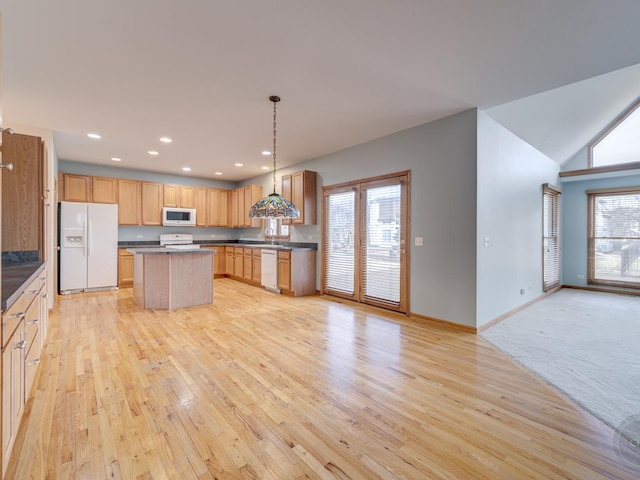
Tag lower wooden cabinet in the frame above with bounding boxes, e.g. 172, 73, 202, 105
278, 250, 316, 297
212, 245, 315, 295
118, 249, 134, 287
1, 266, 48, 477
225, 248, 234, 276
252, 250, 262, 285
202, 246, 225, 278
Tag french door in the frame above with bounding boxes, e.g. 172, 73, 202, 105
322, 171, 410, 313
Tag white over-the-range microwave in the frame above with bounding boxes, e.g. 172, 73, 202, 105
162, 207, 196, 226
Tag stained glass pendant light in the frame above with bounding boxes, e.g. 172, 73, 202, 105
249, 96, 300, 219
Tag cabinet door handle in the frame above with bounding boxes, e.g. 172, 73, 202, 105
15, 340, 27, 350
27, 319, 40, 325
0, 163, 13, 171
26, 289, 39, 295
28, 358, 41, 366
7, 312, 25, 319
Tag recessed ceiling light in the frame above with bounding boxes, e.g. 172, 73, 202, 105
261, 166, 270, 170
148, 150, 159, 156
160, 137, 172, 143
214, 172, 223, 176
261, 151, 271, 156
87, 133, 101, 139
111, 157, 122, 162
182, 167, 191, 172
234, 163, 243, 167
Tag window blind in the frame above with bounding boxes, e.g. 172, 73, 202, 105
361, 184, 401, 307
323, 189, 356, 297
543, 186, 561, 291
588, 189, 640, 288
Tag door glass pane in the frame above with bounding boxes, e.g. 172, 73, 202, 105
363, 184, 401, 305
326, 191, 355, 295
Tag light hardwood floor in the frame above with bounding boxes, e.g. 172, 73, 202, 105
6, 279, 638, 479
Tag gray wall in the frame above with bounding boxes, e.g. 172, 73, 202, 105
244, 109, 479, 326
476, 112, 560, 327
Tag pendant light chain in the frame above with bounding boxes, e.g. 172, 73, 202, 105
272, 98, 277, 194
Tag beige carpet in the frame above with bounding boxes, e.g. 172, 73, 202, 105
481, 288, 640, 432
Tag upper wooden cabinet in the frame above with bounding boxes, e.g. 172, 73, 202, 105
195, 188, 208, 227
1, 132, 44, 253
233, 185, 262, 228
163, 184, 180, 207
180, 186, 195, 208
141, 182, 163, 225
282, 170, 317, 225
117, 179, 141, 225
164, 184, 195, 209
92, 176, 118, 204
61, 173, 92, 203
207, 189, 230, 227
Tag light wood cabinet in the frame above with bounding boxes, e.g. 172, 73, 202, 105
164, 184, 195, 208
202, 246, 224, 278
243, 249, 253, 281
163, 184, 180, 207
195, 188, 208, 227
282, 170, 317, 225
278, 251, 291, 292
252, 249, 262, 284
231, 185, 262, 227
180, 186, 195, 209
1, 266, 48, 477
277, 250, 316, 296
117, 179, 141, 225
233, 247, 244, 278
61, 173, 92, 202
2, 132, 44, 253
231, 189, 239, 227
92, 176, 118, 204
141, 182, 163, 225
2, 323, 25, 477
225, 248, 234, 276
207, 189, 230, 227
118, 249, 134, 287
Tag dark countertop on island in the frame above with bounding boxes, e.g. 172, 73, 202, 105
2, 261, 46, 311
127, 247, 215, 254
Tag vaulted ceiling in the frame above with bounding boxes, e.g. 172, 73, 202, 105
2, 1, 640, 180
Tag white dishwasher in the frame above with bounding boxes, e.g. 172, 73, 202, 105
261, 249, 280, 293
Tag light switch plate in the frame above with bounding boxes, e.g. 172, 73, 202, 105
415, 237, 423, 246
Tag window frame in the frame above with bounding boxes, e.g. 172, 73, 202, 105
542, 183, 562, 292
587, 186, 640, 289
588, 97, 640, 169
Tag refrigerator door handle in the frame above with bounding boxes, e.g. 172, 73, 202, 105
88, 220, 92, 256
83, 220, 88, 257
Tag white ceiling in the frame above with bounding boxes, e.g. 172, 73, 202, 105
2, 0, 640, 181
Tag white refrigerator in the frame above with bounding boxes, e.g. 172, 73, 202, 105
59, 201, 119, 294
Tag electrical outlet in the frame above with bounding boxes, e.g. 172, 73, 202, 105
577, 274, 585, 280
308, 235, 313, 240
414, 237, 423, 246
210, 234, 216, 238
136, 235, 143, 239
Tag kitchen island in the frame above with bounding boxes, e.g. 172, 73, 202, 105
128, 247, 215, 309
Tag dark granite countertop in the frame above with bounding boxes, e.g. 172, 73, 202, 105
118, 240, 318, 251
2, 261, 46, 311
